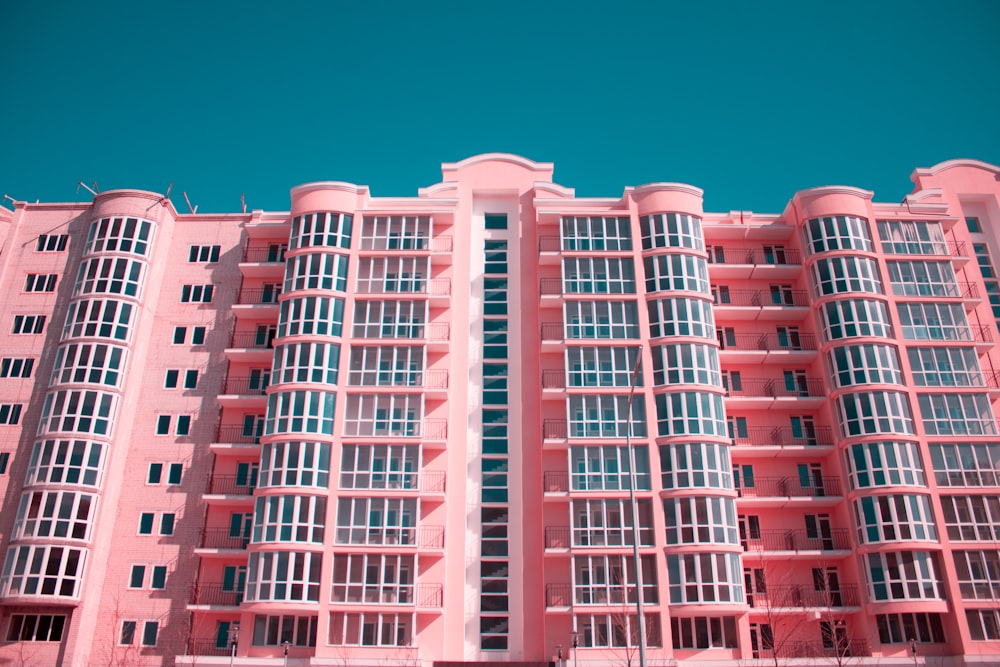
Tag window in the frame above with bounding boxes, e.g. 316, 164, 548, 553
968, 609, 1000, 640
563, 257, 636, 294
360, 215, 430, 250
279, 295, 346, 337
575, 612, 662, 648
156, 415, 171, 435
342, 394, 420, 437
565, 300, 640, 339
836, 391, 913, 437
176, 415, 191, 436
192, 326, 207, 344
330, 553, 415, 604
853, 494, 937, 543
569, 445, 650, 491
0, 404, 23, 425
129, 565, 145, 588
967, 217, 982, 233
660, 442, 733, 490
50, 343, 125, 387
13, 489, 95, 540
953, 551, 1000, 600
120, 621, 135, 645
485, 213, 507, 230
184, 369, 198, 389
355, 256, 427, 294
811, 256, 882, 296
651, 343, 720, 386
346, 346, 419, 387
876, 613, 945, 643
147, 463, 182, 485
562, 215, 632, 251
646, 297, 714, 339
26, 439, 105, 487
887, 260, 959, 297
642, 254, 710, 294
74, 256, 143, 297
12, 314, 46, 334
286, 252, 350, 292
36, 234, 68, 252
0, 544, 86, 597
820, 299, 892, 341
568, 395, 647, 438
164, 370, 178, 388
290, 211, 353, 250
572, 554, 657, 605
930, 443, 1000, 487
245, 551, 322, 602
877, 220, 948, 255
328, 612, 409, 647
259, 441, 330, 489
639, 212, 704, 251
6, 614, 66, 641
897, 302, 971, 341
806, 215, 872, 253
335, 497, 418, 546
671, 617, 739, 649
142, 621, 158, 646
829, 344, 902, 388
24, 273, 58, 292
663, 496, 739, 545
845, 441, 925, 489
138, 512, 174, 536
918, 393, 996, 436
340, 444, 418, 490
180, 284, 214, 303
188, 245, 220, 262
265, 390, 336, 436
37, 389, 116, 436
655, 391, 727, 437
85, 216, 153, 255
666, 553, 744, 603
63, 299, 132, 341
941, 495, 1000, 541
253, 495, 326, 543
172, 327, 186, 344
867, 551, 943, 601
909, 347, 983, 387
570, 498, 654, 547
0, 357, 34, 378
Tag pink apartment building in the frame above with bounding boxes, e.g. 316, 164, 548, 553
0, 154, 999, 666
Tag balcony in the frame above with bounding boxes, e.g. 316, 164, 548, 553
237, 287, 282, 305
206, 474, 256, 496
215, 425, 262, 445
891, 281, 981, 307
541, 323, 564, 346
543, 526, 655, 550
713, 289, 810, 320
240, 245, 287, 279
748, 583, 861, 609
189, 583, 243, 607
725, 377, 825, 407
227, 332, 275, 363
185, 639, 232, 657
737, 476, 842, 505
198, 528, 249, 550
333, 525, 444, 550
544, 471, 569, 493
354, 278, 452, 300
544, 582, 658, 608
706, 247, 802, 279
346, 369, 449, 391
731, 426, 835, 457
221, 376, 269, 396
357, 235, 453, 255
330, 583, 443, 608
742, 528, 851, 554
755, 639, 871, 659
342, 418, 447, 440
717, 333, 818, 359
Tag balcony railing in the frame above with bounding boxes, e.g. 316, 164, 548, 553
541, 323, 564, 341
544, 582, 659, 607
879, 240, 966, 259
190, 583, 243, 606
215, 425, 262, 444
891, 281, 980, 300
755, 639, 871, 659
342, 419, 447, 439
330, 583, 443, 607
738, 476, 842, 498
199, 528, 249, 550
749, 583, 861, 608
707, 247, 803, 266
545, 526, 571, 548
354, 278, 451, 297
539, 236, 561, 252
544, 526, 655, 549
242, 245, 286, 263
346, 369, 449, 389
544, 471, 569, 493
229, 331, 274, 349
714, 289, 809, 307
223, 377, 269, 395
186, 639, 232, 657
333, 525, 444, 549
542, 370, 566, 389
357, 235, 453, 253
718, 333, 818, 352
726, 378, 825, 398
742, 528, 851, 552
731, 426, 834, 448
355, 322, 451, 342
207, 474, 256, 496
237, 287, 282, 304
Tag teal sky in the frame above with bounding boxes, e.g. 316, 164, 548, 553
2, 0, 998, 214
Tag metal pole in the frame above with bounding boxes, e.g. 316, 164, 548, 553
910, 638, 918, 667
283, 640, 290, 667
626, 346, 647, 667
572, 632, 579, 667
228, 622, 239, 667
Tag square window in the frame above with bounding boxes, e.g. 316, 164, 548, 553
167, 463, 182, 485
156, 416, 171, 435
150, 566, 167, 590
176, 415, 191, 436
139, 513, 154, 535
184, 370, 198, 389
129, 565, 145, 588
142, 621, 158, 646
120, 621, 137, 645
164, 370, 179, 389
192, 327, 207, 345
172, 327, 186, 344
147, 463, 163, 484
160, 514, 175, 535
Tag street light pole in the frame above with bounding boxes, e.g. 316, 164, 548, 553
625, 346, 647, 667
910, 638, 918, 667
283, 639, 290, 667
228, 622, 240, 667
571, 632, 579, 667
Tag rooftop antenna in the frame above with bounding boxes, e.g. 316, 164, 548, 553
146, 182, 174, 212
3, 194, 16, 205
77, 181, 99, 197
183, 192, 198, 214
241, 193, 247, 214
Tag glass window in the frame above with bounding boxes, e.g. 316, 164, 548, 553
655, 392, 727, 437
63, 299, 132, 341
0, 544, 87, 598
334, 497, 418, 546
272, 342, 340, 385
50, 343, 126, 388
565, 301, 640, 339
13, 490, 96, 540
666, 553, 744, 603
820, 299, 892, 341
290, 211, 352, 250
845, 441, 925, 489
562, 216, 633, 251
354, 256, 428, 294
347, 346, 422, 387
829, 344, 902, 388
359, 215, 430, 250
188, 245, 220, 262
245, 551, 322, 602
265, 390, 336, 436
569, 445, 650, 491
351, 300, 425, 339
639, 212, 704, 251
929, 443, 1000, 487
867, 551, 943, 601
343, 394, 421, 437
941, 495, 1000, 541
284, 252, 350, 293
660, 442, 733, 490
571, 498, 654, 547
663, 497, 739, 545
26, 439, 105, 487
812, 256, 883, 296
74, 257, 144, 297
259, 441, 331, 489
953, 551, 1000, 601
278, 296, 346, 338
85, 217, 153, 256
330, 553, 416, 604
897, 302, 970, 341
38, 390, 116, 436
909, 347, 983, 387
876, 613, 946, 643
6, 614, 66, 641
340, 444, 419, 490
853, 494, 937, 543
806, 215, 872, 253
562, 257, 636, 294
836, 391, 913, 437
887, 260, 959, 297
568, 395, 647, 438
643, 254, 710, 294
647, 297, 715, 339
252, 495, 326, 543
328, 612, 409, 647
918, 393, 996, 436
877, 220, 948, 255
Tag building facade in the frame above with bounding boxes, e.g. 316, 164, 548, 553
0, 154, 998, 666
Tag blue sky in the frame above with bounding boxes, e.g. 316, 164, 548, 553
1, 0, 997, 213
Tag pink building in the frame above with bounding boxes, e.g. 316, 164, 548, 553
0, 154, 998, 666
